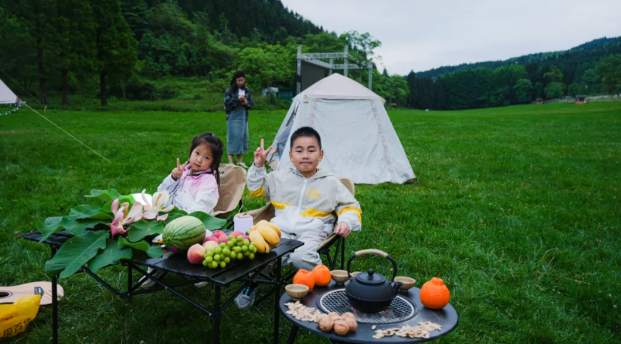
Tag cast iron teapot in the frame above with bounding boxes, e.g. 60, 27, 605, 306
345, 249, 403, 313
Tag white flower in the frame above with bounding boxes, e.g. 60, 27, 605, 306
137, 190, 174, 221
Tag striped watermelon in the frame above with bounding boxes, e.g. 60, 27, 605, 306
162, 216, 206, 251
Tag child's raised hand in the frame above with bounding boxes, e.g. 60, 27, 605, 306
253, 139, 277, 168
334, 221, 352, 238
172, 158, 187, 180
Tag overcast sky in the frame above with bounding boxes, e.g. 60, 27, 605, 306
280, 0, 621, 75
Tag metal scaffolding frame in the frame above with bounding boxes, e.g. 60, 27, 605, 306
296, 45, 373, 94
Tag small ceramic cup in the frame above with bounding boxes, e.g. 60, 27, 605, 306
285, 284, 309, 299
331, 270, 349, 285
394, 276, 416, 294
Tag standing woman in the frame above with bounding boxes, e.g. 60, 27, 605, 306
224, 70, 254, 167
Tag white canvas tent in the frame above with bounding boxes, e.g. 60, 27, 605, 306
268, 73, 416, 184
0, 78, 20, 104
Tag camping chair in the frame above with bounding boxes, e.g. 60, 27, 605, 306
246, 177, 355, 271
212, 164, 247, 226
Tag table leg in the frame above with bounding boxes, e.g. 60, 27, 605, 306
127, 264, 132, 302
214, 285, 221, 344
51, 246, 58, 344
286, 324, 298, 344
340, 239, 345, 270
274, 257, 282, 344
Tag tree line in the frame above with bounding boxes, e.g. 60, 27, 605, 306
0, 0, 328, 106
406, 54, 621, 110
0, 0, 409, 107
1, 0, 617, 110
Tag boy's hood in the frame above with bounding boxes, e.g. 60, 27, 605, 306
289, 167, 332, 181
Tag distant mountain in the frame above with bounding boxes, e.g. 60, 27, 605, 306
140, 0, 323, 40
416, 36, 621, 79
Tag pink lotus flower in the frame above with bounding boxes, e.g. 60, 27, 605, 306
110, 199, 143, 236
137, 190, 174, 221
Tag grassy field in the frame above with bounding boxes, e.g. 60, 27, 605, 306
1, 102, 620, 343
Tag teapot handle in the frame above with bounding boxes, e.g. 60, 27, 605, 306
346, 248, 398, 281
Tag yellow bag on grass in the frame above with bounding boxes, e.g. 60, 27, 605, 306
0, 294, 41, 339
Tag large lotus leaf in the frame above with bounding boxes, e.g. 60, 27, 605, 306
61, 216, 108, 236
39, 214, 109, 242
147, 245, 163, 258
69, 204, 113, 220
165, 207, 188, 223
127, 220, 164, 242
188, 211, 227, 230
118, 237, 163, 258
45, 231, 109, 278
39, 216, 64, 242
88, 238, 133, 273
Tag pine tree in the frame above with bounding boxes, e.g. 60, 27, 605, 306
433, 77, 447, 110
57, 0, 96, 105
406, 70, 417, 108
13, 0, 57, 104
120, 0, 151, 41
92, 0, 138, 106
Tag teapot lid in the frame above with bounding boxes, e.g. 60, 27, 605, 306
355, 269, 386, 285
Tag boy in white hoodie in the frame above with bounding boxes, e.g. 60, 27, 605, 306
247, 127, 362, 270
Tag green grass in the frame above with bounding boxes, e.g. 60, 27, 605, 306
1, 102, 620, 343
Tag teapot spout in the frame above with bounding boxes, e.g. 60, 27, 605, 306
393, 281, 403, 296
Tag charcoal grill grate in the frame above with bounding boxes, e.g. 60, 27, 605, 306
316, 289, 417, 324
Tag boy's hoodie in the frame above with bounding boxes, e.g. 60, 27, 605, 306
247, 165, 361, 235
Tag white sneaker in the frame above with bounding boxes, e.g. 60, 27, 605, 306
194, 281, 209, 288
237, 162, 248, 169
139, 267, 166, 289
235, 286, 258, 309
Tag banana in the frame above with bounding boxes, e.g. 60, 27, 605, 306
256, 220, 282, 237
265, 222, 282, 237
257, 225, 280, 248
247, 224, 258, 234
249, 231, 269, 253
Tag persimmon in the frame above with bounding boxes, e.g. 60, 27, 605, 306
420, 277, 450, 309
293, 269, 315, 291
312, 265, 331, 287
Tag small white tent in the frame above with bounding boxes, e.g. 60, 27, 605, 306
0, 78, 19, 104
268, 73, 416, 184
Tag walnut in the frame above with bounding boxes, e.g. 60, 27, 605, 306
333, 320, 350, 336
328, 312, 340, 320
318, 315, 334, 332
344, 317, 358, 332
341, 312, 355, 320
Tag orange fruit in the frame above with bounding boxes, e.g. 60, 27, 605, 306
312, 265, 331, 287
293, 269, 315, 291
419, 277, 450, 309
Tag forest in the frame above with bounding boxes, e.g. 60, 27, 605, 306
0, 0, 619, 110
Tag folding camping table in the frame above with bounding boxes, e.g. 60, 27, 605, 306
22, 230, 303, 344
